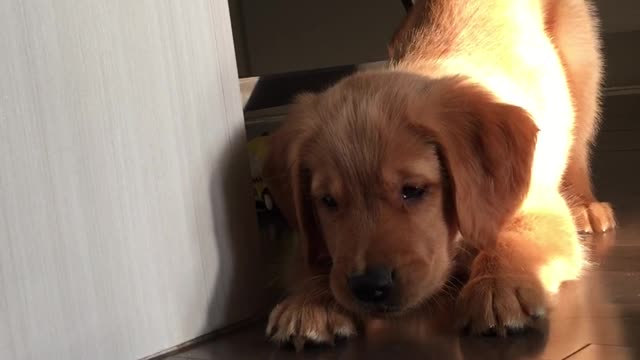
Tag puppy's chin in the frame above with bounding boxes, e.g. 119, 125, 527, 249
358, 304, 406, 319
355, 298, 432, 319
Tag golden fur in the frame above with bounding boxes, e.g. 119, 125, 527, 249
264, 0, 615, 348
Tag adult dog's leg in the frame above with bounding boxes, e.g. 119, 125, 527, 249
547, 0, 615, 232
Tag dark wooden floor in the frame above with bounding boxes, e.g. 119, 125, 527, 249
166, 94, 640, 360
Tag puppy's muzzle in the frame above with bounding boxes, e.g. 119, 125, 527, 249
348, 266, 395, 306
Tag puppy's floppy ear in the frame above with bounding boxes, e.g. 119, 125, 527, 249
409, 77, 538, 249
262, 93, 330, 271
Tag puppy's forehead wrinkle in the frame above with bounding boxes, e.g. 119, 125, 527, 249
318, 116, 388, 190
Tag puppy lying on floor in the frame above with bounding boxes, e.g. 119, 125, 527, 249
264, 0, 615, 348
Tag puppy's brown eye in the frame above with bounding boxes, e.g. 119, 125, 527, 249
321, 195, 338, 209
401, 185, 426, 201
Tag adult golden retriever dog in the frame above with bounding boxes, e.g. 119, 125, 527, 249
264, 0, 615, 347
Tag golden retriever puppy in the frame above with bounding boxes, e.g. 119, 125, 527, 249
264, 0, 615, 347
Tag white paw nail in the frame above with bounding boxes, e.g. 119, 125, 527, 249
335, 325, 356, 337
303, 329, 322, 342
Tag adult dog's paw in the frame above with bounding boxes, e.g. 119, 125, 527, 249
266, 296, 357, 350
574, 201, 615, 234
455, 273, 547, 336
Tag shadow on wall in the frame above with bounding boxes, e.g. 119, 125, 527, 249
203, 127, 272, 337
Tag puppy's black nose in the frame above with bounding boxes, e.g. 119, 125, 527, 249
348, 266, 394, 304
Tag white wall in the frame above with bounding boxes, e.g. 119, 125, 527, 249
0, 1, 264, 359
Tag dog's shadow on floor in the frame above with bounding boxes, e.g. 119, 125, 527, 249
345, 287, 551, 360
350, 231, 620, 360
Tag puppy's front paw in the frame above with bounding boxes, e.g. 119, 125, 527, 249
455, 274, 547, 336
266, 295, 357, 350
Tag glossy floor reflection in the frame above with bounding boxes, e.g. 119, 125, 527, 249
165, 232, 638, 360
165, 94, 640, 360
